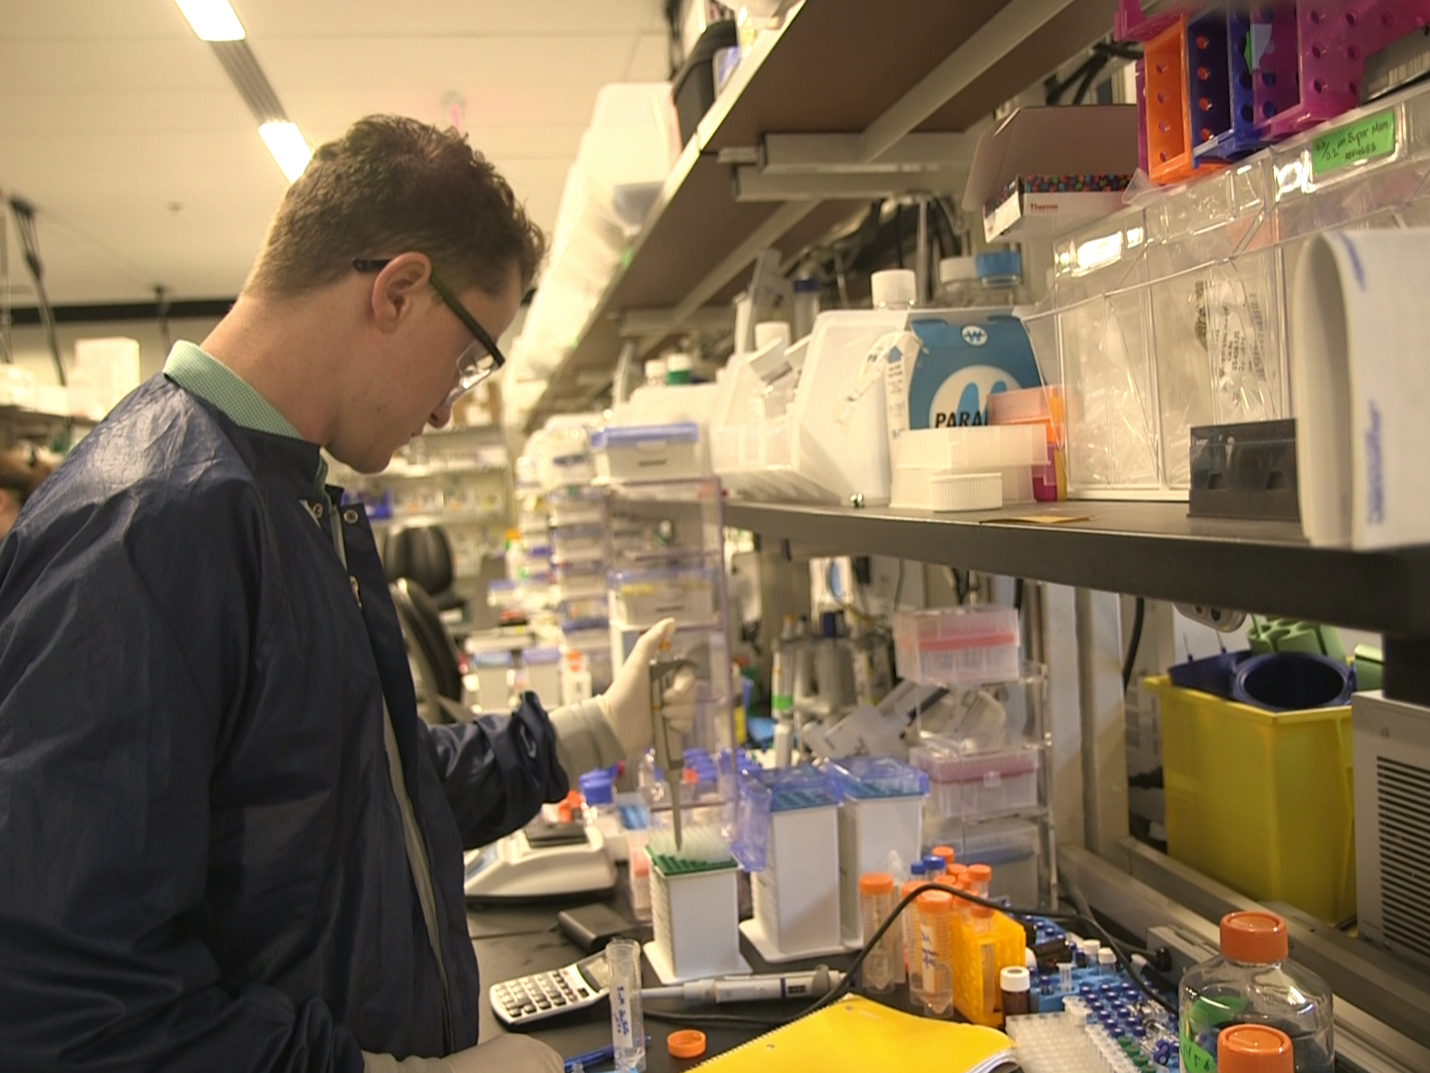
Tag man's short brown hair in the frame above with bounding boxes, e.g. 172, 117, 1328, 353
245, 115, 546, 298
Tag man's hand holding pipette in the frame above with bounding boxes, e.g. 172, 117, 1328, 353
598, 619, 697, 756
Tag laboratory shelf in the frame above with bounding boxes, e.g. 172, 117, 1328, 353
525, 0, 1117, 429
0, 404, 94, 431
721, 499, 1430, 640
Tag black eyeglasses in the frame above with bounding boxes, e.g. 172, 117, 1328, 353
353, 257, 506, 407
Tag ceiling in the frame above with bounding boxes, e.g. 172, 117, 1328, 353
0, 0, 671, 305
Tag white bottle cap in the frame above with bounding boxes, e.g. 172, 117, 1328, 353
999, 966, 1031, 993
870, 269, 916, 309
666, 353, 693, 373
1098, 948, 1117, 968
938, 257, 976, 285
644, 357, 667, 381
754, 321, 791, 349
1081, 939, 1100, 958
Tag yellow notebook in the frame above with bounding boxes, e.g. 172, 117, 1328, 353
692, 996, 1014, 1073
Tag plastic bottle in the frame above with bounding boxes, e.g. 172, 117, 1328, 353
643, 357, 667, 388
858, 872, 899, 994
792, 276, 822, 339
606, 938, 646, 1072
966, 862, 992, 902
971, 251, 1033, 308
901, 863, 926, 1004
917, 889, 955, 1018
665, 353, 693, 385
1179, 911, 1334, 1073
937, 256, 977, 306
1217, 1024, 1295, 1073
871, 269, 917, 311
578, 770, 621, 850
922, 855, 946, 885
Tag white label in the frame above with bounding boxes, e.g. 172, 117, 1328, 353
612, 982, 635, 1047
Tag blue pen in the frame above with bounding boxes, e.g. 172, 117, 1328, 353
563, 1036, 650, 1073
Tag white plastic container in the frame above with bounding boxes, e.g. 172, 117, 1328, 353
783, 310, 909, 505
591, 422, 705, 482
890, 470, 1005, 513
742, 800, 845, 961
647, 858, 747, 983
834, 790, 926, 945
892, 607, 1021, 686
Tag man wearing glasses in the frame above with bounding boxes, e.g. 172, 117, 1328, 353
0, 117, 691, 1073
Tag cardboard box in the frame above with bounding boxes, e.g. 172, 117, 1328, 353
963, 105, 1140, 241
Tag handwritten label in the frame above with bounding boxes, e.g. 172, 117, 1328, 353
1312, 109, 1396, 178
1181, 1032, 1217, 1073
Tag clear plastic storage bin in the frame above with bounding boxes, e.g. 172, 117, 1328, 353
909, 739, 1041, 820
609, 565, 718, 627
892, 607, 1021, 686
1032, 80, 1430, 498
591, 423, 705, 482
549, 524, 607, 565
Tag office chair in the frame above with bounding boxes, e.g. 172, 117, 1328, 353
388, 578, 465, 725
383, 523, 464, 613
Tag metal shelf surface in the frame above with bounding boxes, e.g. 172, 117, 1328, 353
525, 0, 1116, 429
722, 499, 1430, 637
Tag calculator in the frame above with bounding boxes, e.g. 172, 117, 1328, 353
489, 950, 610, 1027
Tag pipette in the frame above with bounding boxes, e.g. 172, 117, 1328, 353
642, 966, 845, 1004
648, 642, 694, 851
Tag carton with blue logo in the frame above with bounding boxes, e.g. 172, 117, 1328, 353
883, 309, 1045, 453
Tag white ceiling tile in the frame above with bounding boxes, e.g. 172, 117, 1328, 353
255, 36, 636, 93
0, 38, 227, 93
625, 32, 674, 81
0, 89, 253, 137
0, 0, 193, 41
238, 0, 667, 38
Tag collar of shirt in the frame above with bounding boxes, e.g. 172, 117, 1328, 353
163, 341, 330, 499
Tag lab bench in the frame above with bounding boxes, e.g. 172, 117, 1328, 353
465, 873, 861, 1073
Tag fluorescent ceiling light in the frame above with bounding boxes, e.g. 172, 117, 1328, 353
174, 0, 245, 41
260, 122, 311, 182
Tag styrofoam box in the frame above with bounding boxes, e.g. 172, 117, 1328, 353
591, 422, 706, 482
909, 742, 1041, 820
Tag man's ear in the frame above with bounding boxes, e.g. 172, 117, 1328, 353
368, 253, 432, 333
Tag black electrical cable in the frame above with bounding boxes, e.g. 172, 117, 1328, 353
1122, 596, 1146, 694
644, 1007, 790, 1028
800, 882, 1178, 1020
894, 205, 905, 269
892, 558, 905, 611
8, 198, 64, 386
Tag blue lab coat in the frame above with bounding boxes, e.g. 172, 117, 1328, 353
0, 377, 570, 1071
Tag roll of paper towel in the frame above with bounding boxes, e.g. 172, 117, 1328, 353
1291, 229, 1430, 549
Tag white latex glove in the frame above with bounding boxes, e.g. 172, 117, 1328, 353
443, 1034, 564, 1073
599, 617, 698, 755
